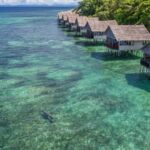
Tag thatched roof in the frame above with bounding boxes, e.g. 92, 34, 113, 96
58, 10, 78, 20
141, 44, 150, 55
87, 20, 117, 32
76, 16, 88, 27
57, 12, 63, 19
63, 14, 69, 21
108, 25, 150, 41
68, 15, 78, 24
76, 16, 98, 27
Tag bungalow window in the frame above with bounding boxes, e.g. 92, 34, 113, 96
120, 41, 127, 45
119, 41, 124, 45
123, 41, 132, 45
99, 32, 104, 36
98, 32, 103, 36
127, 41, 132, 45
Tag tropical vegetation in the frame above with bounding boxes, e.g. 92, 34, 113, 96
76, 0, 150, 31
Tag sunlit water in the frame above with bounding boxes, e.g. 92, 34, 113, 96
0, 7, 150, 150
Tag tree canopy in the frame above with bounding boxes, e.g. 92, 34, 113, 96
76, 0, 150, 31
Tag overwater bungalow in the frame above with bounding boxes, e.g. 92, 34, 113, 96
105, 25, 150, 55
57, 11, 68, 25
75, 16, 98, 35
57, 12, 64, 25
67, 15, 79, 30
62, 13, 71, 26
140, 44, 150, 72
57, 10, 77, 26
85, 20, 117, 41
75, 16, 88, 33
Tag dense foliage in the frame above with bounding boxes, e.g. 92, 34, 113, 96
76, 0, 150, 31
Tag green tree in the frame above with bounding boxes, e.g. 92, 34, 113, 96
76, 0, 150, 31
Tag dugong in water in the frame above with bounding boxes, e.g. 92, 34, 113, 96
41, 111, 54, 123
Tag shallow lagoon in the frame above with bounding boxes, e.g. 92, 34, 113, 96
0, 7, 150, 150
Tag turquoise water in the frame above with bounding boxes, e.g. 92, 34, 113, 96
0, 7, 150, 150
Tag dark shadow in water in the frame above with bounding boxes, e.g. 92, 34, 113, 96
36, 78, 58, 88
0, 59, 9, 66
125, 73, 150, 92
36, 70, 82, 88
34, 70, 82, 98
73, 34, 84, 38
61, 28, 72, 32
91, 52, 140, 61
0, 73, 13, 80
11, 80, 30, 88
36, 72, 48, 78
35, 73, 56, 88
32, 71, 83, 102
63, 31, 82, 38
75, 41, 104, 47
65, 34, 83, 38
8, 63, 30, 69
65, 33, 81, 38
0, 112, 10, 128
0, 47, 29, 69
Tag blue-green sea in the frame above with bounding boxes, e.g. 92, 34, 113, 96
0, 7, 150, 150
